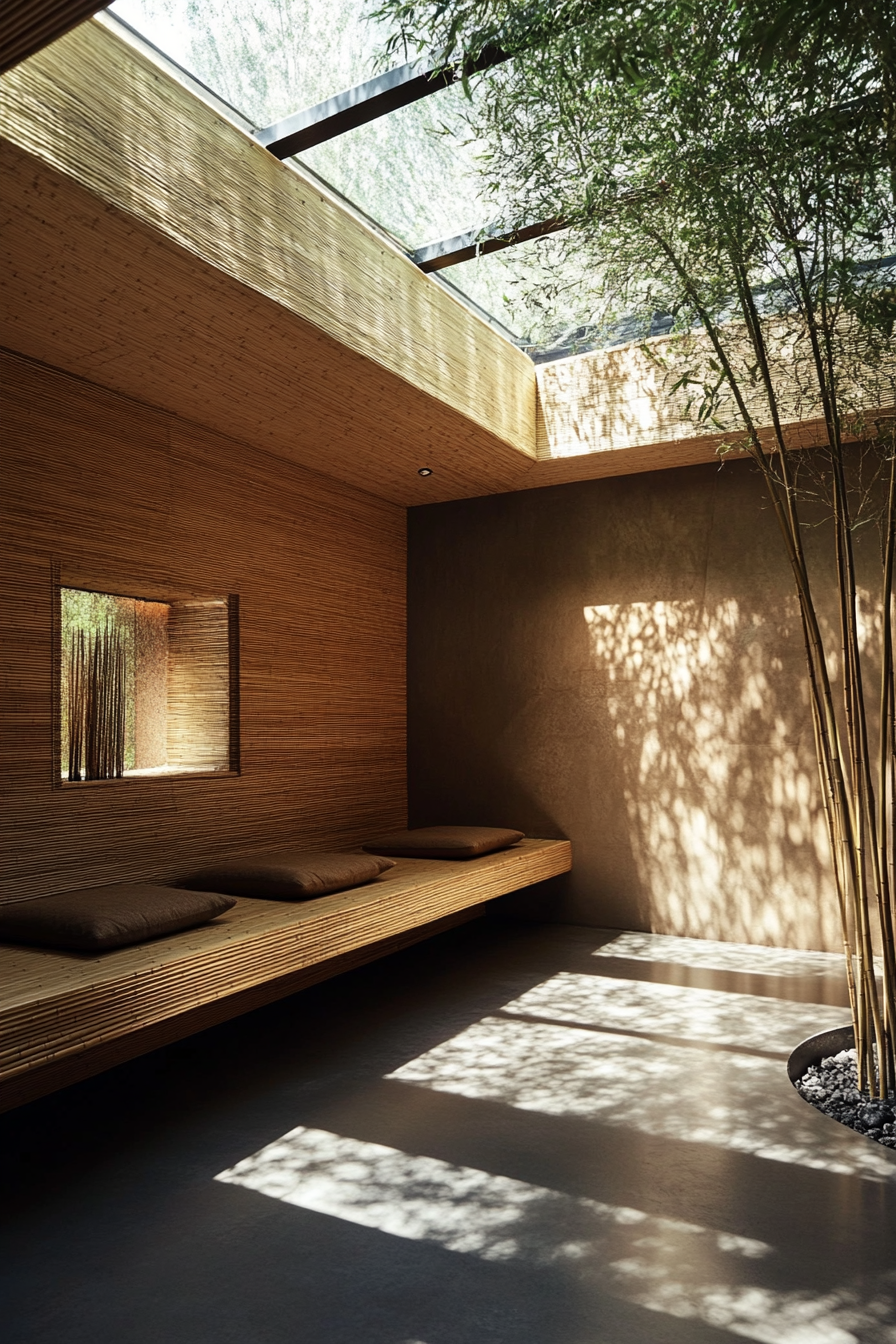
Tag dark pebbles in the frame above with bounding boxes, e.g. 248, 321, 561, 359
796, 1047, 896, 1148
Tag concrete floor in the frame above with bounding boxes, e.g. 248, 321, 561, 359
1, 917, 894, 1344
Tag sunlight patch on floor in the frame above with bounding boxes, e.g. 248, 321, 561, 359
501, 971, 845, 1053
387, 1013, 895, 1180
218, 1123, 762, 1265
594, 932, 844, 978
212, 931, 896, 1340
216, 1125, 891, 1343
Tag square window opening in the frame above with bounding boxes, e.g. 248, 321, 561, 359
58, 587, 239, 783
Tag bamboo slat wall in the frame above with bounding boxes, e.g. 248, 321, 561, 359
134, 599, 169, 769
536, 342, 706, 463
0, 18, 537, 468
532, 333, 896, 487
1, 349, 407, 904
0, 840, 572, 1112
166, 600, 231, 771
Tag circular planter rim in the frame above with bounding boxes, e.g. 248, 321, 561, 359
787, 1024, 854, 1084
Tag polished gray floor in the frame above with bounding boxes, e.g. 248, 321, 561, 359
1, 917, 893, 1344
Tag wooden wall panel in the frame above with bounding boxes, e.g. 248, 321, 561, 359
536, 342, 706, 461
0, 0, 105, 74
166, 600, 230, 771
3, 49, 887, 510
0, 350, 407, 905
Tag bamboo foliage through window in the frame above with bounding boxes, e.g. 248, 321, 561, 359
66, 623, 127, 780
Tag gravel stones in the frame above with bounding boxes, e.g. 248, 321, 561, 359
795, 1048, 896, 1148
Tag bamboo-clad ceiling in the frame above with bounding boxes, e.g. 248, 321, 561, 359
0, 19, 856, 505
0, 0, 105, 73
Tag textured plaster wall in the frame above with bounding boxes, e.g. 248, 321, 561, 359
408, 457, 883, 953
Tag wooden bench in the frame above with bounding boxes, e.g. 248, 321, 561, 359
0, 837, 571, 1112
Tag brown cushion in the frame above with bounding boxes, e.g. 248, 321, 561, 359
363, 825, 525, 860
0, 884, 236, 952
182, 849, 395, 901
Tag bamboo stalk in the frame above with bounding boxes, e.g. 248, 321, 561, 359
669, 206, 896, 1098
795, 243, 892, 1093
66, 620, 128, 783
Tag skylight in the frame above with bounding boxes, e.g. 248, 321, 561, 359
106, 0, 567, 347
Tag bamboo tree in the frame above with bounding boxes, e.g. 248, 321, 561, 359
373, 0, 896, 1090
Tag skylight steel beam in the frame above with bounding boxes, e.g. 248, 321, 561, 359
255, 44, 509, 159
413, 217, 565, 272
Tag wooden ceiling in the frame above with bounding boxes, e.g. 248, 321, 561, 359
1, 135, 536, 507
0, 19, 842, 506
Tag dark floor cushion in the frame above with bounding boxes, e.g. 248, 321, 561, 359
0, 885, 236, 952
363, 825, 525, 860
182, 850, 395, 901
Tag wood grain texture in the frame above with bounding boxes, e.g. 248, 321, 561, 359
0, 839, 572, 1111
2, 128, 844, 511
0, 135, 536, 508
0, 908, 485, 1112
0, 0, 105, 74
166, 600, 230, 771
524, 418, 838, 489
0, 18, 536, 468
536, 342, 706, 462
1, 349, 407, 903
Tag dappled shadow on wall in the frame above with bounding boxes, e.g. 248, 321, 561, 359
582, 598, 836, 949
536, 343, 702, 460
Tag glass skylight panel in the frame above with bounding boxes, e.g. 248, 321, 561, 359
110, 0, 494, 245
109, 0, 387, 125
106, 0, 567, 346
447, 245, 558, 348
301, 85, 491, 249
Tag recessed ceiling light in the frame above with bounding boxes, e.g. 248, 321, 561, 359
418, 467, 433, 477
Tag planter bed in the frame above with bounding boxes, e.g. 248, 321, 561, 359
789, 1025, 896, 1149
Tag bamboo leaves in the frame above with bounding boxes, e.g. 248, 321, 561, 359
373, 0, 896, 1093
